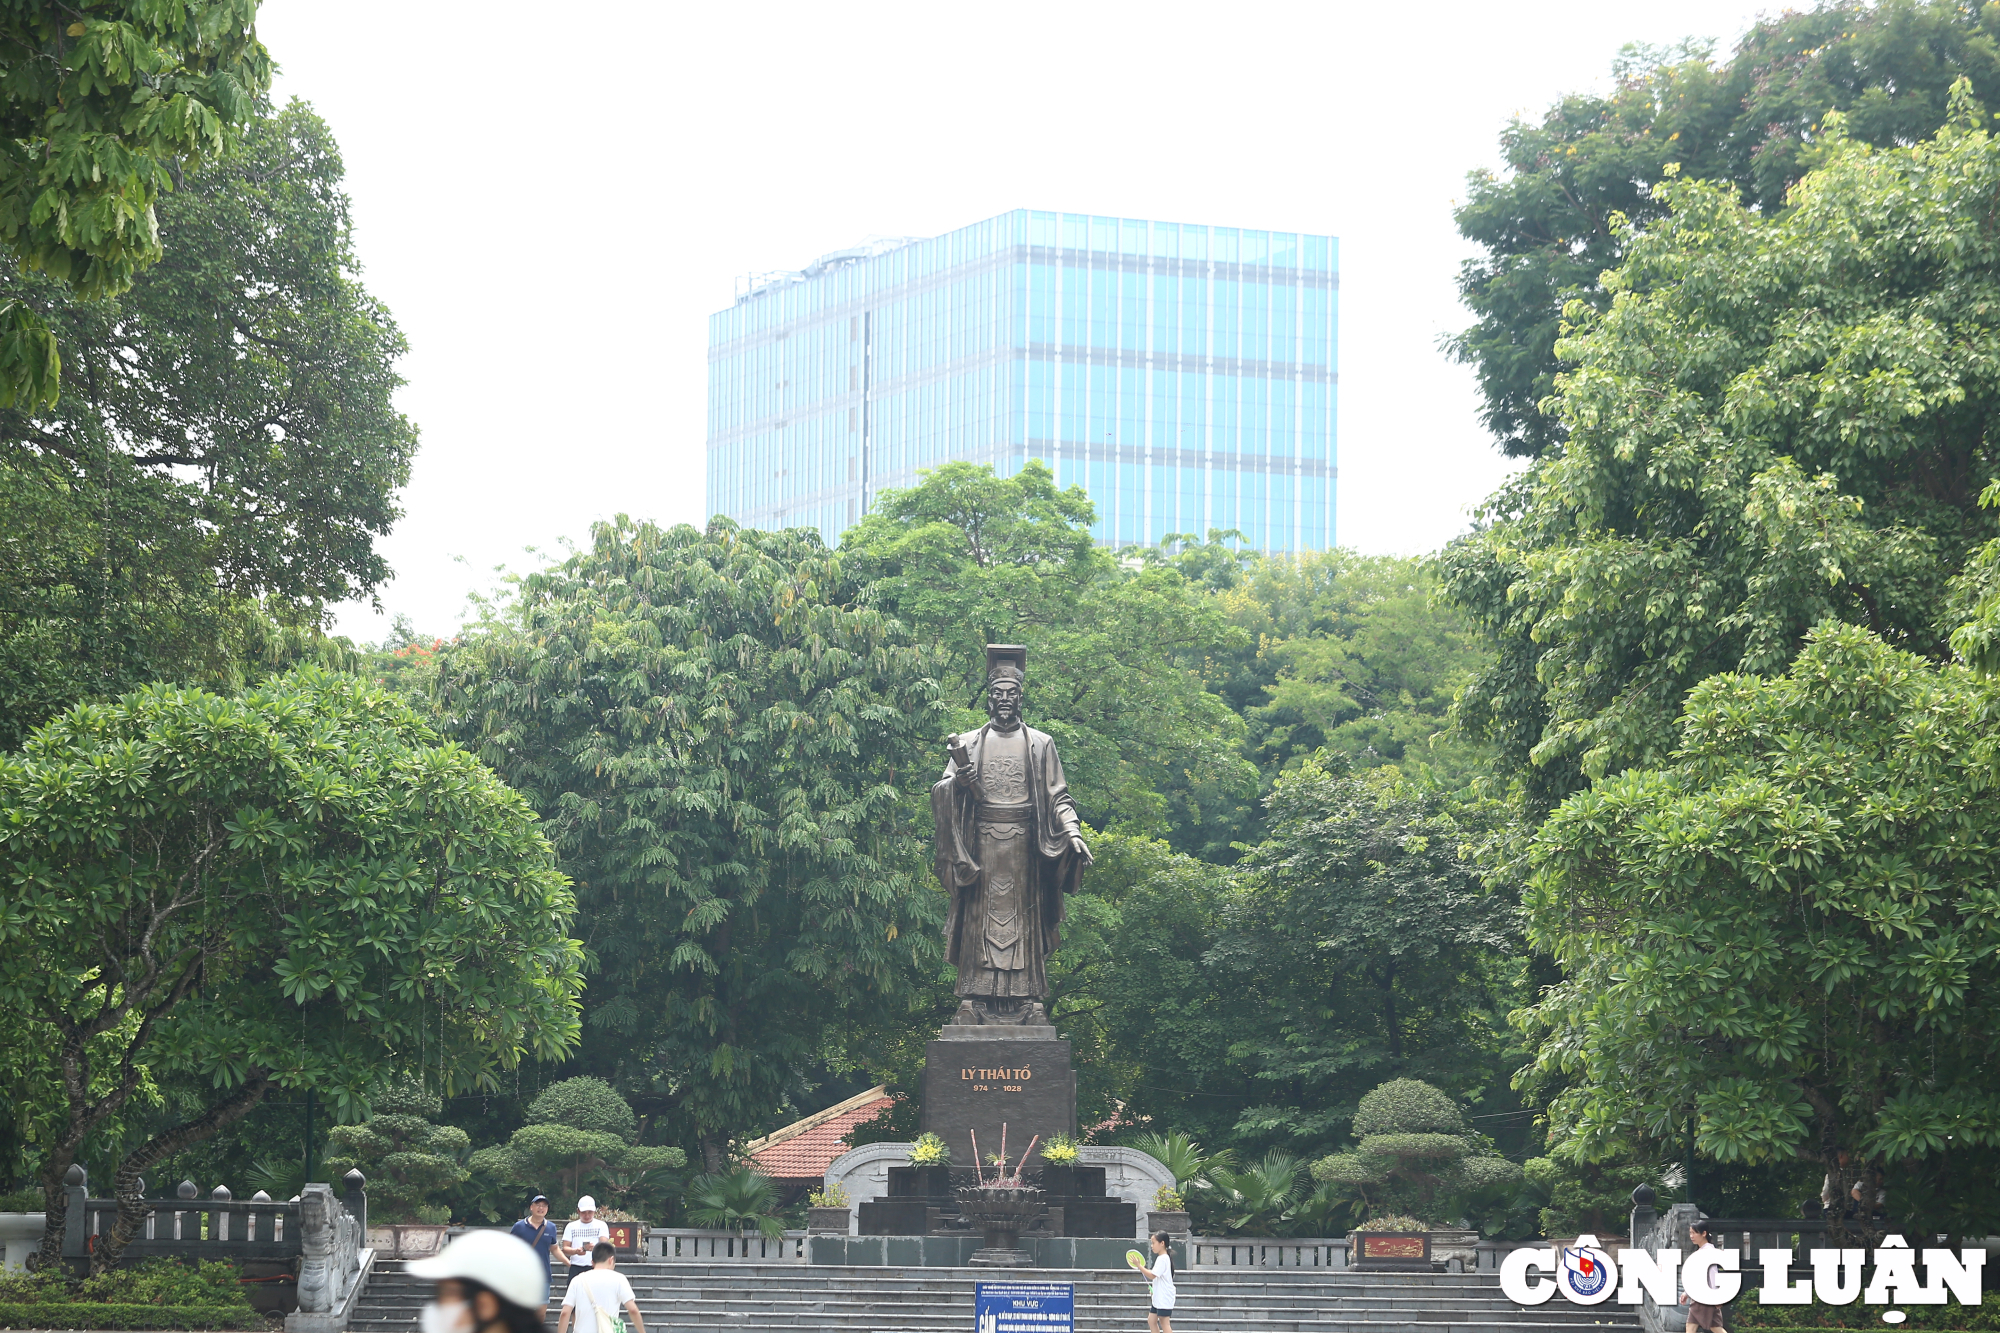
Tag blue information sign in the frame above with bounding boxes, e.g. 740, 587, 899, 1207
974, 1280, 1075, 1333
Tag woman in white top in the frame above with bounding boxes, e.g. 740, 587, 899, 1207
1680, 1218, 1730, 1333
1132, 1231, 1176, 1333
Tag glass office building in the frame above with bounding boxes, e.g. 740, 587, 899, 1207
707, 209, 1336, 552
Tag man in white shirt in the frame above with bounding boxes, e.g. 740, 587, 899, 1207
560, 1197, 611, 1275
557, 1242, 644, 1333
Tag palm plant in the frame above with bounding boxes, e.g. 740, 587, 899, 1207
1207, 1151, 1306, 1236
245, 1157, 307, 1201
1129, 1131, 1235, 1189
683, 1166, 784, 1239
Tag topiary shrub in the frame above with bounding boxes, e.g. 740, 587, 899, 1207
323, 1076, 470, 1224
468, 1077, 684, 1219
526, 1078, 637, 1141
1310, 1078, 1522, 1229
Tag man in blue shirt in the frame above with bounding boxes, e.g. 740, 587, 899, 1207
509, 1195, 558, 1317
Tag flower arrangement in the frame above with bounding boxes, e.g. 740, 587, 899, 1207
1153, 1185, 1186, 1212
1039, 1133, 1080, 1165
908, 1132, 951, 1166
806, 1183, 848, 1208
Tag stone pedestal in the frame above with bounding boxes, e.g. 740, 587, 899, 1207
920, 1028, 1075, 1167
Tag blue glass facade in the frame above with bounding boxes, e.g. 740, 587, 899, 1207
707, 209, 1337, 552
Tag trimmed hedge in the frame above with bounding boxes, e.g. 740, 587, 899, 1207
1734, 1291, 2000, 1331
0, 1303, 261, 1330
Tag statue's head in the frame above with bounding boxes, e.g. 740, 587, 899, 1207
986, 664, 1023, 729
984, 646, 1026, 729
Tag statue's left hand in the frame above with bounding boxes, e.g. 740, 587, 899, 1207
1070, 832, 1093, 866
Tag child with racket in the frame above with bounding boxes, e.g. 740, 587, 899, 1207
1127, 1232, 1176, 1331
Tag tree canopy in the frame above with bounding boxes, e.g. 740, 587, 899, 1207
1440, 85, 2000, 815
1522, 624, 2000, 1234
0, 99, 415, 749
1452, 0, 2000, 458
0, 667, 584, 1267
434, 517, 948, 1170
0, 0, 271, 407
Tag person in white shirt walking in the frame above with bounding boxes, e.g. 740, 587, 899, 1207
556, 1243, 644, 1333
559, 1198, 611, 1277
1131, 1231, 1176, 1332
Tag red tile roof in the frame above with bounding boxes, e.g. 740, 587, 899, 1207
744, 1086, 895, 1181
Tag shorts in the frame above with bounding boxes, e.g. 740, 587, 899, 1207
1688, 1302, 1724, 1330
1150, 1307, 1175, 1317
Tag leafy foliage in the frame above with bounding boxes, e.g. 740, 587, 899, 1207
1204, 1151, 1307, 1235
435, 517, 948, 1169
1441, 90, 2000, 815
0, 1, 271, 406
0, 668, 585, 1265
1451, 0, 2000, 458
322, 1077, 470, 1224
466, 1077, 683, 1220
0, 100, 416, 748
682, 1166, 783, 1239
1310, 1079, 1521, 1227
1520, 624, 2000, 1234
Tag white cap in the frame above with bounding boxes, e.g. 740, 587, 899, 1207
407, 1230, 548, 1310
576, 1196, 597, 1213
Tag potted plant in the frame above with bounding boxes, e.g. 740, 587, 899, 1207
1147, 1185, 1191, 1237
805, 1182, 850, 1234
1037, 1133, 1080, 1195
1349, 1214, 1432, 1269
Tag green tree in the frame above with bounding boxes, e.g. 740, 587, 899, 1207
435, 517, 947, 1171
0, 99, 416, 748
840, 461, 1255, 840
1309, 1079, 1521, 1226
1212, 551, 1490, 797
0, 667, 585, 1269
1520, 624, 2000, 1235
0, 1, 271, 407
467, 1077, 683, 1218
1216, 762, 1521, 1146
1440, 89, 2000, 817
1452, 0, 2000, 459
322, 1077, 470, 1225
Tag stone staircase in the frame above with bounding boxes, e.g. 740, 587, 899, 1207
350, 1258, 1644, 1333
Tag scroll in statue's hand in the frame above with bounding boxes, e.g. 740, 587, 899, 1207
948, 733, 976, 786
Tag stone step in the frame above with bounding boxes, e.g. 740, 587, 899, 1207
348, 1260, 1643, 1333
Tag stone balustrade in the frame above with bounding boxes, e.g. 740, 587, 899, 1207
647, 1229, 809, 1262
1189, 1236, 1348, 1268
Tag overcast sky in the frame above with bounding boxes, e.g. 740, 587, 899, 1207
260, 0, 1775, 644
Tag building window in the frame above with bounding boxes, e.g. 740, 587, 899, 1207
848, 456, 857, 481
849, 366, 859, 390
849, 407, 858, 432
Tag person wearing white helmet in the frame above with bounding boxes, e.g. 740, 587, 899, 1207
560, 1197, 610, 1274
407, 1229, 549, 1333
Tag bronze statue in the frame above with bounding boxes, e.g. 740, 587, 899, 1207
931, 645, 1092, 1026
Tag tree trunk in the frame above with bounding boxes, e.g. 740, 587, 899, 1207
699, 1135, 726, 1175
94, 1072, 272, 1273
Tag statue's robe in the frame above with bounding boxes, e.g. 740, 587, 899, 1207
931, 722, 1086, 1000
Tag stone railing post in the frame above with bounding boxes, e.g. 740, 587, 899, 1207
61, 1164, 88, 1259
342, 1170, 367, 1239
296, 1184, 335, 1314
